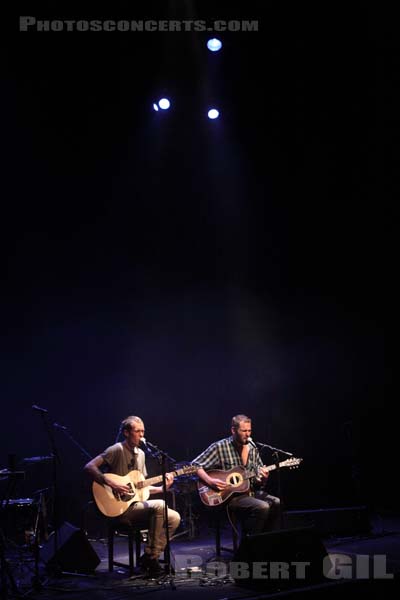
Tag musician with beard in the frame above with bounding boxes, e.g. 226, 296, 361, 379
84, 415, 180, 577
192, 414, 280, 535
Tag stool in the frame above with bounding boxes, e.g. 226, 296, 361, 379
214, 508, 239, 557
107, 521, 143, 575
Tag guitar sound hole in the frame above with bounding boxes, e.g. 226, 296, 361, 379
113, 483, 135, 502
120, 492, 134, 502
228, 473, 242, 487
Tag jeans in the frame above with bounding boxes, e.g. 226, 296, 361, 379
228, 493, 281, 535
116, 499, 181, 557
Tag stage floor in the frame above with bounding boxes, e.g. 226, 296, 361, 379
3, 511, 400, 600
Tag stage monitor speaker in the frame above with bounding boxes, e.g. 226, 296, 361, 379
40, 521, 100, 574
233, 526, 332, 591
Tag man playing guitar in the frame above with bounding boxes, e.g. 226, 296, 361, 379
84, 415, 181, 577
192, 414, 281, 535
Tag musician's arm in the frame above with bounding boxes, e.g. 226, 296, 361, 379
254, 451, 269, 483
84, 455, 107, 485
192, 444, 227, 490
197, 467, 227, 490
254, 468, 270, 489
196, 467, 214, 486
148, 473, 175, 495
84, 455, 131, 493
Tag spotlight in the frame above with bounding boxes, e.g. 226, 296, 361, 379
207, 109, 220, 120
158, 98, 171, 110
207, 38, 222, 52
153, 98, 171, 111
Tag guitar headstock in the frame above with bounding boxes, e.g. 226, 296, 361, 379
281, 457, 303, 469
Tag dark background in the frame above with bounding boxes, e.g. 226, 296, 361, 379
2, 1, 394, 528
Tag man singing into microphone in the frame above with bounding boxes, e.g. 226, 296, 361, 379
192, 414, 280, 535
84, 416, 180, 577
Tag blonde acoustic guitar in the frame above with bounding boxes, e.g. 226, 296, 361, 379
93, 465, 198, 517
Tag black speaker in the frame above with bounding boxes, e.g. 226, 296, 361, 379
233, 526, 332, 591
40, 522, 100, 574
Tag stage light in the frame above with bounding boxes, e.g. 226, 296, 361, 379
207, 109, 220, 120
207, 38, 222, 52
153, 98, 171, 111
158, 98, 170, 110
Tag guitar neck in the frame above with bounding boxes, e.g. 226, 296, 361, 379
265, 463, 283, 473
244, 461, 288, 480
137, 468, 190, 489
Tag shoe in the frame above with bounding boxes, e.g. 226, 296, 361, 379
138, 554, 164, 577
147, 558, 164, 578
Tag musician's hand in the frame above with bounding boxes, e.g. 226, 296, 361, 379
103, 475, 131, 494
208, 477, 227, 491
165, 472, 175, 489
258, 467, 270, 481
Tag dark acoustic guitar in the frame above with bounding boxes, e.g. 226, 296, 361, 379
197, 458, 302, 507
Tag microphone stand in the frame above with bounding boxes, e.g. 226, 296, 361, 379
256, 442, 293, 456
53, 423, 93, 461
31, 489, 47, 591
256, 441, 293, 530
51, 423, 101, 574
52, 423, 95, 539
33, 407, 62, 576
143, 441, 176, 589
272, 451, 285, 530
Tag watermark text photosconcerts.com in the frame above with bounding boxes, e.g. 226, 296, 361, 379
19, 17, 259, 33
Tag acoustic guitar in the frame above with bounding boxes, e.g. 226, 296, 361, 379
197, 457, 302, 507
93, 465, 198, 517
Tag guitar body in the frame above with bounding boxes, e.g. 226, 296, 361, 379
92, 464, 198, 517
92, 470, 149, 517
197, 458, 302, 507
197, 466, 249, 507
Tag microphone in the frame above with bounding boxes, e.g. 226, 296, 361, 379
247, 437, 257, 448
140, 438, 157, 450
53, 422, 67, 430
32, 404, 48, 413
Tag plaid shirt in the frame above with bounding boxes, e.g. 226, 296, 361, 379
192, 436, 264, 487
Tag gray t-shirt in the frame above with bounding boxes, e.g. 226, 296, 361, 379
101, 442, 147, 477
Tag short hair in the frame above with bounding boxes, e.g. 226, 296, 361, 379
121, 416, 144, 434
231, 414, 251, 430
